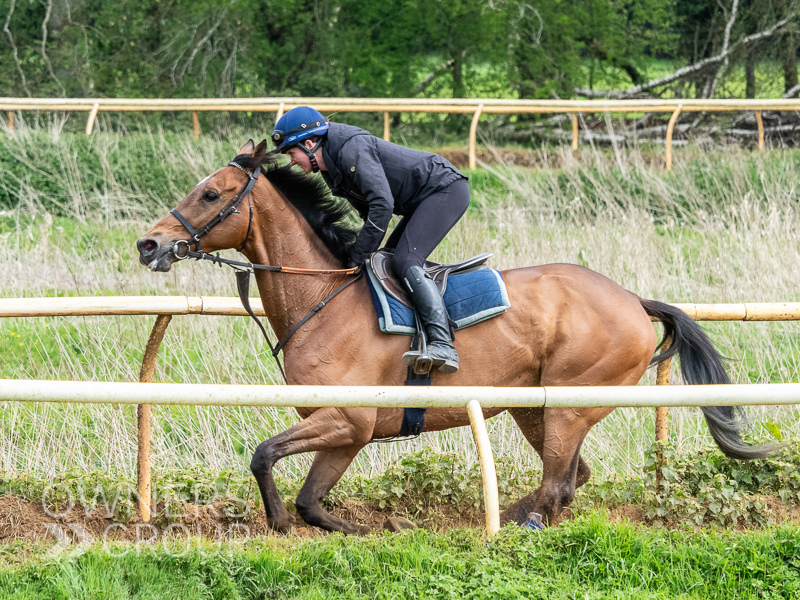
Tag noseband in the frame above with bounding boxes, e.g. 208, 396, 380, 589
170, 161, 258, 257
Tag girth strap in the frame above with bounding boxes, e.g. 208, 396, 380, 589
371, 363, 429, 444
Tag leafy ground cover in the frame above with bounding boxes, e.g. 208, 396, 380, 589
1, 441, 799, 541
2, 444, 799, 597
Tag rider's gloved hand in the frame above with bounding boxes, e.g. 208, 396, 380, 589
345, 259, 363, 275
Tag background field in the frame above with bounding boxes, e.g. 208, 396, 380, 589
0, 122, 797, 487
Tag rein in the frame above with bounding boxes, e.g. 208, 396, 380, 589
170, 160, 360, 384
178, 248, 358, 276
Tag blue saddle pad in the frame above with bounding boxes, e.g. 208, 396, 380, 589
366, 265, 511, 335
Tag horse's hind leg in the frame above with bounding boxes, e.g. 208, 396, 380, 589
250, 406, 376, 534
502, 407, 594, 526
295, 445, 370, 535
502, 407, 613, 527
535, 408, 613, 525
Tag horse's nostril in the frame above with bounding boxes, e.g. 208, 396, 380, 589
137, 238, 158, 254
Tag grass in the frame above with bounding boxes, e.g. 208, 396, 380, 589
0, 123, 799, 485
0, 514, 798, 599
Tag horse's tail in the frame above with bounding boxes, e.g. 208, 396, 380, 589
640, 298, 779, 460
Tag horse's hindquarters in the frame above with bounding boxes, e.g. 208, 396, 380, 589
439, 264, 656, 389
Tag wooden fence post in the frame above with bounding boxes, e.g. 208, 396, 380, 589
755, 111, 764, 150
137, 314, 172, 522
655, 335, 672, 490
469, 104, 484, 170
192, 111, 200, 140
665, 105, 682, 171
383, 111, 390, 142
85, 103, 100, 135
7, 111, 13, 133
571, 113, 579, 150
276, 102, 285, 123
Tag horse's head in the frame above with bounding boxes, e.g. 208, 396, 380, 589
136, 139, 269, 272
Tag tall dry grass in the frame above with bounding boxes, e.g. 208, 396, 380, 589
0, 122, 797, 484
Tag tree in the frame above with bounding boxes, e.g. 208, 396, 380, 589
505, 0, 676, 100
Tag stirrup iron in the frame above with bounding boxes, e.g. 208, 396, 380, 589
403, 314, 434, 375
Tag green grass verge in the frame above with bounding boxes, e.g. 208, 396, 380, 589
1, 515, 799, 599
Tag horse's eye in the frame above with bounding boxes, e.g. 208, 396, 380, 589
202, 190, 220, 202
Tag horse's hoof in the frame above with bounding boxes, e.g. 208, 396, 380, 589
384, 517, 417, 532
354, 525, 373, 536
523, 512, 545, 531
268, 514, 296, 534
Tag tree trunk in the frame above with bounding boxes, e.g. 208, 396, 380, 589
781, 31, 798, 93
452, 51, 465, 98
745, 52, 756, 98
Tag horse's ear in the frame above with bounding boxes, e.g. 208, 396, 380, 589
238, 139, 255, 155
253, 139, 268, 163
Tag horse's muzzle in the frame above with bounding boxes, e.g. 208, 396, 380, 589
136, 237, 175, 272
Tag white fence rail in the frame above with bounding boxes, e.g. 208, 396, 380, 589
2, 96, 795, 169
3, 379, 800, 409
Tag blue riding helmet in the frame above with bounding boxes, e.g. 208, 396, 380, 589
272, 106, 329, 172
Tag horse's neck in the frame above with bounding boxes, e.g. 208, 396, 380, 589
241, 187, 348, 340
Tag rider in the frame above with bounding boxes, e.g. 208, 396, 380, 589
271, 106, 470, 374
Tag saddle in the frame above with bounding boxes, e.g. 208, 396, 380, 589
369, 249, 493, 307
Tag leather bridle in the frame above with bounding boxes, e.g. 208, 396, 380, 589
170, 161, 258, 258
166, 160, 361, 384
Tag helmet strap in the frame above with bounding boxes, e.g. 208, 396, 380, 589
302, 139, 324, 173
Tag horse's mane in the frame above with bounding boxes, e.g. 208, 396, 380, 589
232, 153, 357, 265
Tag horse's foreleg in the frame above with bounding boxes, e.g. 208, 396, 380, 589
250, 407, 376, 533
295, 446, 370, 535
249, 435, 297, 533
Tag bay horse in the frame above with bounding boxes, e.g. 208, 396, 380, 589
136, 140, 773, 534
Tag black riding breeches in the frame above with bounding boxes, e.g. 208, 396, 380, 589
385, 178, 470, 277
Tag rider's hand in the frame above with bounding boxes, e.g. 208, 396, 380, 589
345, 259, 363, 275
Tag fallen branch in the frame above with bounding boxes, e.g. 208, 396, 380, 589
529, 121, 800, 145
783, 83, 800, 98
574, 11, 797, 99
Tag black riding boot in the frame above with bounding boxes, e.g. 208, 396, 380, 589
401, 266, 459, 374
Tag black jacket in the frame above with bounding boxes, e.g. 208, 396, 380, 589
320, 122, 466, 265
